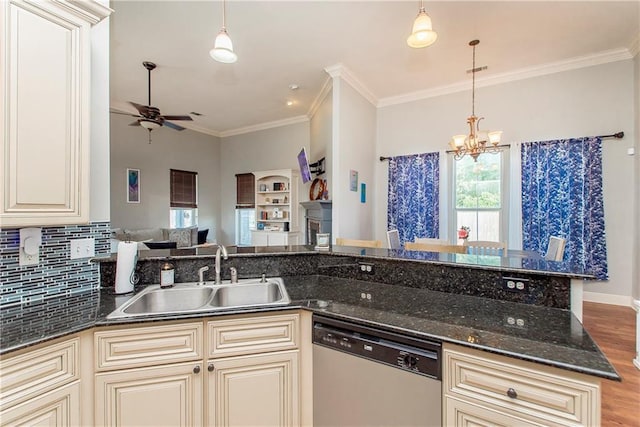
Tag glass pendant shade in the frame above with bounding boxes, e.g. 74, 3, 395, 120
407, 9, 437, 48
139, 119, 161, 130
210, 28, 237, 63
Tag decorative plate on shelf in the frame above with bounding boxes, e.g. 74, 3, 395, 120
309, 178, 325, 200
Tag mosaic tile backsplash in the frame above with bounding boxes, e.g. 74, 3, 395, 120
0, 222, 111, 307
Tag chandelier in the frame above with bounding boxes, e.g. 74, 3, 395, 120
449, 40, 502, 161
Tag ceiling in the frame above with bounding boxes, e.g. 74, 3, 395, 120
110, 1, 639, 137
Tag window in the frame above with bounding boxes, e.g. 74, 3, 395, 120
170, 169, 198, 228
235, 173, 255, 246
451, 151, 509, 242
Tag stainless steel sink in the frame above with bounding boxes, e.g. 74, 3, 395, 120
107, 278, 290, 319
210, 282, 285, 309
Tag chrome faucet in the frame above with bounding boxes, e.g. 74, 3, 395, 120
198, 266, 209, 285
215, 244, 228, 284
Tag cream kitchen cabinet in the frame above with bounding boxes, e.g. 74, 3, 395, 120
93, 313, 301, 427
251, 230, 300, 246
93, 321, 204, 426
206, 313, 300, 427
0, 0, 110, 226
443, 343, 601, 427
0, 336, 81, 426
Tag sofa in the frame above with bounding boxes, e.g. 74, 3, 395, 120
110, 227, 210, 252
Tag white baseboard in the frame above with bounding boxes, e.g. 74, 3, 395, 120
583, 291, 634, 307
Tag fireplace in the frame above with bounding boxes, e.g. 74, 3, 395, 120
300, 200, 332, 245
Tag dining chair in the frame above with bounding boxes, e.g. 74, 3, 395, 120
414, 238, 448, 245
336, 238, 383, 248
404, 242, 467, 253
464, 240, 508, 256
386, 230, 401, 249
545, 236, 566, 261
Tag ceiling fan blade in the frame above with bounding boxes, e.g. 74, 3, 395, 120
162, 115, 193, 121
128, 121, 141, 127
129, 101, 151, 116
110, 109, 140, 118
164, 121, 186, 131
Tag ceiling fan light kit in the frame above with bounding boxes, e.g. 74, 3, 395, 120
449, 40, 503, 162
210, 0, 237, 64
407, 0, 437, 48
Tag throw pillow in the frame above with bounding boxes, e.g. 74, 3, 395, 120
197, 229, 209, 245
168, 228, 192, 248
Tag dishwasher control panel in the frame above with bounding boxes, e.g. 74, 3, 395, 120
313, 316, 441, 379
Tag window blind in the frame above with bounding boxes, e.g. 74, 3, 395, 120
170, 169, 198, 208
236, 173, 255, 208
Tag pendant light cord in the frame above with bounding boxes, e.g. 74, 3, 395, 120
222, 0, 227, 29
471, 42, 476, 117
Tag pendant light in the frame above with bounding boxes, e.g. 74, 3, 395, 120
210, 0, 237, 64
449, 40, 503, 161
407, 0, 437, 48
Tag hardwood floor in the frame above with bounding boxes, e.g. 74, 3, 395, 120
582, 302, 639, 427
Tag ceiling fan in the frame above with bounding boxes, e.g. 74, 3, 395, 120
112, 61, 193, 139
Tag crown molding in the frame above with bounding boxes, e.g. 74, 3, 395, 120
220, 115, 309, 138
378, 47, 634, 108
307, 77, 332, 119
324, 63, 378, 106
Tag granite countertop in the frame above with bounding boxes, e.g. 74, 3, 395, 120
92, 244, 595, 280
0, 275, 618, 381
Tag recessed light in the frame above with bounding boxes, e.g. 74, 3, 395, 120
286, 100, 294, 107
288, 84, 299, 91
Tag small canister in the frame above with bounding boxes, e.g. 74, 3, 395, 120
160, 261, 175, 288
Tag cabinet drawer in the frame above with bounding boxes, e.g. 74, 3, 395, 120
95, 322, 203, 371
0, 337, 79, 410
444, 344, 600, 426
208, 313, 299, 358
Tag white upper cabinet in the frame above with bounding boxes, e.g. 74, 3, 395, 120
0, 0, 111, 227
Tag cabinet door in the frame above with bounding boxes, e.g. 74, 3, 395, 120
0, 0, 108, 226
445, 396, 545, 427
251, 231, 269, 246
0, 381, 80, 426
95, 362, 203, 427
267, 232, 287, 246
207, 351, 299, 427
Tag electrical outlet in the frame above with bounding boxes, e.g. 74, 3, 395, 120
360, 292, 373, 301
505, 315, 527, 329
19, 228, 41, 266
70, 238, 95, 259
358, 262, 375, 274
502, 276, 529, 292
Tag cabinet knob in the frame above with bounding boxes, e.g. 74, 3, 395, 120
506, 387, 518, 399
208, 363, 215, 372
193, 365, 201, 374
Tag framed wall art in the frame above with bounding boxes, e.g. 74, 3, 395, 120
127, 168, 140, 203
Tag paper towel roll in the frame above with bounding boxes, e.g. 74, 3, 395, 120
115, 241, 138, 294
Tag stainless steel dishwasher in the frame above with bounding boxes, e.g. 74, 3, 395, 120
313, 315, 442, 427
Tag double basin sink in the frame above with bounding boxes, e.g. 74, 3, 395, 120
107, 277, 290, 319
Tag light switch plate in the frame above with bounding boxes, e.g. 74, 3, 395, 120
70, 238, 95, 259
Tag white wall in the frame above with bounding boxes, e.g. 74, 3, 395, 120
376, 60, 636, 300
634, 51, 640, 301
332, 78, 377, 241
90, 0, 110, 222
310, 89, 333, 198
109, 114, 221, 240
219, 122, 310, 245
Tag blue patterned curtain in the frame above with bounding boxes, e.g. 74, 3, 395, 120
387, 152, 439, 244
521, 137, 608, 279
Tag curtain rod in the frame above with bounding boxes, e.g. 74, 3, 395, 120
379, 131, 624, 162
